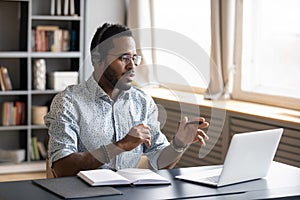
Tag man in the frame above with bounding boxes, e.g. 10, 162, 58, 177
44, 23, 209, 177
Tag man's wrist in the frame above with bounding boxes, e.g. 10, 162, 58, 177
170, 136, 189, 153
100, 145, 110, 163
91, 143, 124, 164
107, 143, 124, 158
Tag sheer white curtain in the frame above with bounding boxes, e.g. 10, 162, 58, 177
126, 0, 157, 87
127, 0, 236, 97
204, 0, 236, 100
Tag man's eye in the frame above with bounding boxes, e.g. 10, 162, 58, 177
121, 56, 130, 62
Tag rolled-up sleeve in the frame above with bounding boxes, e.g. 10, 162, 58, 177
143, 98, 170, 169
44, 90, 80, 167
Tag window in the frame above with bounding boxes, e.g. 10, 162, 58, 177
152, 0, 211, 92
233, 0, 300, 109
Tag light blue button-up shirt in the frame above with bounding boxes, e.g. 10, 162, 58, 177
44, 75, 169, 170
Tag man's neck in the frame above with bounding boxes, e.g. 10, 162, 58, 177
93, 72, 115, 98
100, 83, 120, 100
98, 81, 120, 101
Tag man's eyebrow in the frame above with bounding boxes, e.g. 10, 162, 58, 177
120, 53, 137, 56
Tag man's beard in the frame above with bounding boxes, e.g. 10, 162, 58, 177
103, 68, 133, 91
115, 78, 132, 90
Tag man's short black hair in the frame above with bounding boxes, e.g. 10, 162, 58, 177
90, 23, 133, 62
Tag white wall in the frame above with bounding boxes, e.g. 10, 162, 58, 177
84, 0, 126, 80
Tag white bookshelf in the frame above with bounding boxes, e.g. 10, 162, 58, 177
0, 0, 84, 171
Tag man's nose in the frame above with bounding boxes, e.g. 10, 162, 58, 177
126, 58, 135, 70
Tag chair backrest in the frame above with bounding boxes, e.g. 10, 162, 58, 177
46, 157, 56, 178
138, 154, 151, 169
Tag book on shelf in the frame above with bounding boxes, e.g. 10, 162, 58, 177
31, 137, 40, 160
70, 0, 75, 16
61, 29, 70, 51
64, 0, 69, 16
36, 25, 60, 32
31, 29, 36, 52
0, 102, 13, 126
15, 101, 26, 125
50, 0, 55, 15
35, 26, 59, 52
50, 0, 76, 16
56, 0, 62, 15
70, 29, 77, 51
0, 70, 5, 91
77, 168, 171, 186
0, 101, 25, 126
31, 137, 47, 160
33, 26, 70, 52
37, 141, 47, 159
0, 66, 13, 91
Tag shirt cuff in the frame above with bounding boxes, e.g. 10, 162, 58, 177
49, 149, 74, 168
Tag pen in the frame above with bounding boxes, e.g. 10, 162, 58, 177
108, 167, 118, 172
185, 121, 204, 125
178, 120, 204, 127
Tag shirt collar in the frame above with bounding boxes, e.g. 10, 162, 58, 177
87, 73, 131, 101
86, 74, 107, 98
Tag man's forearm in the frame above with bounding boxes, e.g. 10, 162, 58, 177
92, 143, 125, 164
157, 144, 185, 169
52, 151, 101, 177
52, 143, 124, 177
157, 135, 191, 169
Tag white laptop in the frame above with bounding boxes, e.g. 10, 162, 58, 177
175, 128, 283, 187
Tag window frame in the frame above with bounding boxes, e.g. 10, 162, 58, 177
232, 0, 300, 110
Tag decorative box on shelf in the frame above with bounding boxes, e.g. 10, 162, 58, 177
48, 71, 78, 90
0, 149, 25, 164
31, 106, 48, 125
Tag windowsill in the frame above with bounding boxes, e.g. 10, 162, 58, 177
143, 87, 300, 125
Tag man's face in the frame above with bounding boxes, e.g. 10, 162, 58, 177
103, 36, 137, 91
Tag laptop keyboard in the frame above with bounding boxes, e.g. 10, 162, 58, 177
203, 175, 220, 183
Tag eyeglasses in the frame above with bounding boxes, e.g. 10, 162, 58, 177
109, 54, 143, 66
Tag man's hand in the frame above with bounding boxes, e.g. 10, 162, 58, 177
175, 116, 209, 146
116, 124, 151, 151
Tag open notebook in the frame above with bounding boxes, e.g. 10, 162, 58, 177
77, 168, 171, 186
176, 128, 283, 187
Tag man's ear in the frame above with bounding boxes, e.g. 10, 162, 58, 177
91, 50, 101, 66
